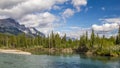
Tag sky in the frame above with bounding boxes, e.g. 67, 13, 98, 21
0, 0, 120, 38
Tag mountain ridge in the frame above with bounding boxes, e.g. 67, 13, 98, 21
0, 18, 45, 37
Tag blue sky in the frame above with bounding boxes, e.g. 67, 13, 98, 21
0, 0, 120, 38
53, 0, 120, 38
58, 0, 120, 27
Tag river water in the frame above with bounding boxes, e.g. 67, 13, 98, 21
0, 53, 120, 68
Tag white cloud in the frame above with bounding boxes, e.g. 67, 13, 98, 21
0, 0, 67, 19
0, 0, 68, 35
0, 0, 28, 9
62, 8, 75, 18
20, 12, 57, 27
19, 12, 60, 35
56, 0, 68, 4
72, 0, 87, 12
100, 18, 120, 24
53, 5, 61, 10
92, 18, 120, 32
0, 0, 88, 36
92, 23, 118, 32
57, 27, 90, 39
0, 16, 9, 19
37, 28, 54, 35
0, 0, 53, 18
70, 26, 81, 29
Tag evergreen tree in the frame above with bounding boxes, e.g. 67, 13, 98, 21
61, 34, 66, 43
90, 29, 95, 48
85, 31, 88, 42
79, 35, 86, 46
55, 33, 61, 48
116, 25, 120, 45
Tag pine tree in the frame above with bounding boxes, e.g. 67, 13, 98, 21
90, 29, 95, 48
85, 31, 88, 42
116, 25, 120, 45
79, 35, 86, 46
55, 33, 61, 48
62, 34, 66, 43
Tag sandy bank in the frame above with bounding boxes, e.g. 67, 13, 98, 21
0, 49, 31, 55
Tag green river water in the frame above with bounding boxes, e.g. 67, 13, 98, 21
0, 53, 120, 68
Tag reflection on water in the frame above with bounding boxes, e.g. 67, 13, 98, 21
0, 53, 120, 68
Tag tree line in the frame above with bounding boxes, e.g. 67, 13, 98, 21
0, 26, 120, 53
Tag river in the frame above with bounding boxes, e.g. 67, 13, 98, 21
0, 53, 120, 68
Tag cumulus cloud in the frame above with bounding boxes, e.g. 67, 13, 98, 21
92, 18, 120, 32
0, 0, 67, 19
92, 23, 118, 32
0, 0, 68, 33
100, 18, 120, 24
19, 12, 59, 34
0, 0, 53, 18
0, 0, 88, 36
20, 12, 57, 27
53, 5, 61, 10
57, 27, 91, 39
0, 0, 28, 9
72, 0, 87, 12
0, 16, 9, 19
56, 0, 68, 4
62, 8, 75, 18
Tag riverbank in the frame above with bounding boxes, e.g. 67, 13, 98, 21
21, 46, 120, 57
21, 47, 75, 55
0, 46, 119, 57
76, 45, 120, 57
0, 49, 31, 55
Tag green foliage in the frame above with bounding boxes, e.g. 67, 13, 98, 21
90, 29, 95, 48
116, 25, 120, 45
0, 26, 120, 56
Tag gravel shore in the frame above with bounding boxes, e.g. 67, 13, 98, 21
0, 49, 31, 55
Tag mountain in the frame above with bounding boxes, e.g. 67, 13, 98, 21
24, 27, 45, 37
0, 18, 45, 37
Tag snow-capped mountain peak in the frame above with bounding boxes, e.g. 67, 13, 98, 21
0, 18, 45, 37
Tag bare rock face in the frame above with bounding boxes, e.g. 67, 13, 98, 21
0, 18, 23, 35
0, 18, 45, 37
